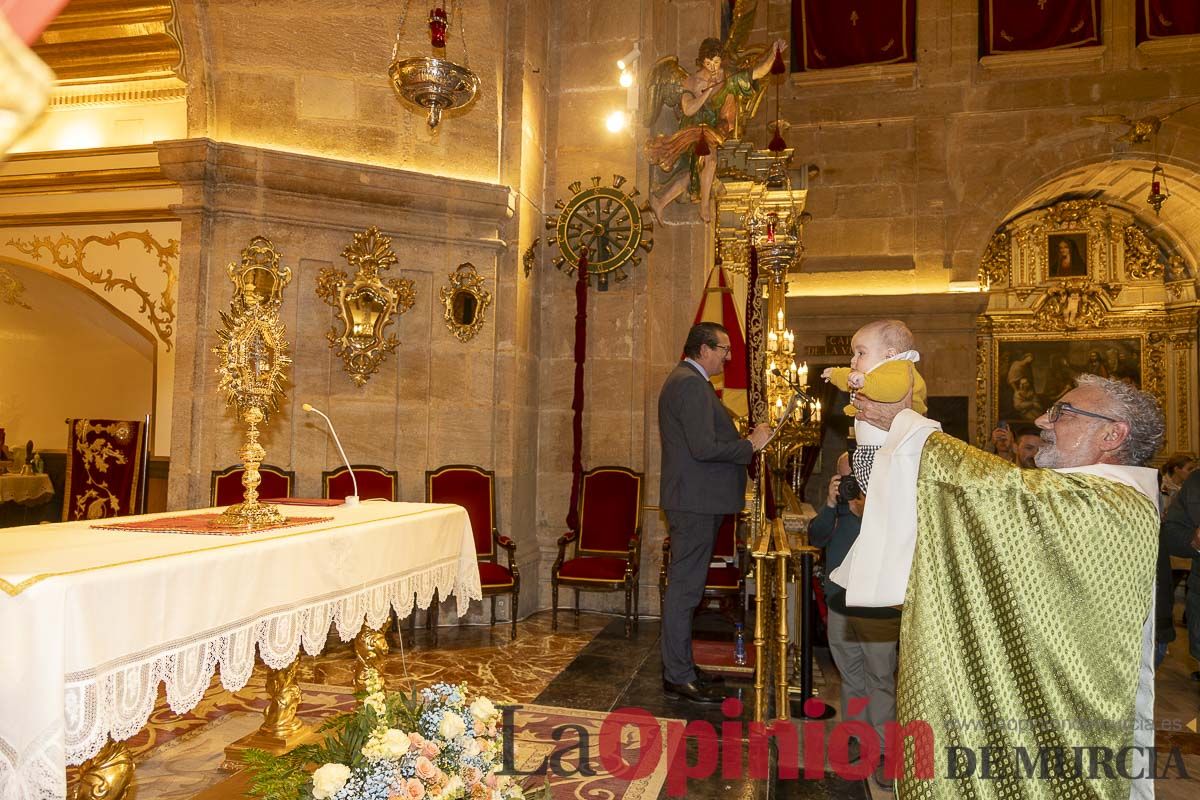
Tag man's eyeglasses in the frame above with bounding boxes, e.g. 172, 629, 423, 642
709, 343, 731, 356
1044, 401, 1118, 424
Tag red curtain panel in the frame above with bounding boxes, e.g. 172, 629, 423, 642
1137, 0, 1200, 43
792, 0, 916, 71
980, 0, 1100, 55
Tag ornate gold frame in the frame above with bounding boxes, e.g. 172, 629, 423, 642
316, 226, 416, 386
438, 262, 491, 343
975, 199, 1198, 455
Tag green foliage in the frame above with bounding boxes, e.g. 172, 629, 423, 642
243, 746, 321, 800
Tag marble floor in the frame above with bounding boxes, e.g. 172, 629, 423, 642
86, 606, 1200, 799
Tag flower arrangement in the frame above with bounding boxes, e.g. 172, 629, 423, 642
245, 669, 537, 800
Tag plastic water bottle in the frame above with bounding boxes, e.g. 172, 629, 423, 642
734, 623, 747, 665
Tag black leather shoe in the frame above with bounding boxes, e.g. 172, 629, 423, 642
1191, 670, 1200, 682
662, 679, 724, 704
694, 666, 725, 686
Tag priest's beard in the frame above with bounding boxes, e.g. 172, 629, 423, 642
1034, 430, 1061, 468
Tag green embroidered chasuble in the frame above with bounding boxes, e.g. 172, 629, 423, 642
896, 434, 1158, 799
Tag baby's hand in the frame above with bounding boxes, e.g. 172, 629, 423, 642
821, 367, 834, 381
847, 371, 865, 389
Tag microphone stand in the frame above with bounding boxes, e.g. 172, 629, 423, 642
302, 403, 359, 506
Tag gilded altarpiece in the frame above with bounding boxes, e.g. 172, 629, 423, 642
976, 200, 1199, 457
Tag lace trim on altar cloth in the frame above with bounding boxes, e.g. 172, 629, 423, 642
0, 725, 65, 800
58, 557, 480, 769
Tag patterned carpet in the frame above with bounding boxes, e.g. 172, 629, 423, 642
69, 611, 613, 800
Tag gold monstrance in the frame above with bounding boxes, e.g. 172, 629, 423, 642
213, 237, 292, 529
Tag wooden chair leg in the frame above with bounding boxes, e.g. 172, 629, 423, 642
634, 579, 640, 629
490, 596, 496, 626
628, 582, 638, 638
574, 588, 580, 619
509, 587, 518, 640
551, 580, 559, 631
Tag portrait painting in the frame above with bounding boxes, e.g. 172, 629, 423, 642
997, 337, 1141, 423
1047, 233, 1088, 278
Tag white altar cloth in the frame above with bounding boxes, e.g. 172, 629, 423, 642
0, 501, 482, 800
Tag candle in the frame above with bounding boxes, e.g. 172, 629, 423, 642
776, 309, 784, 330
767, 331, 778, 352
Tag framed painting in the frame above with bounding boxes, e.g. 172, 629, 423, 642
996, 337, 1141, 423
1047, 232, 1088, 278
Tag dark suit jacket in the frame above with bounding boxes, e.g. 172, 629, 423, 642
658, 360, 753, 515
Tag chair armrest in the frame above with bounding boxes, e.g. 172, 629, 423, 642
556, 530, 577, 547
494, 529, 516, 551
552, 530, 576, 576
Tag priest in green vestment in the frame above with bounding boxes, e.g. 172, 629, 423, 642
830, 374, 1164, 800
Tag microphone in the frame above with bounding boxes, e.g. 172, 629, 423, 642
302, 403, 359, 506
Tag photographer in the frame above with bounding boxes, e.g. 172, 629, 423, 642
809, 453, 901, 791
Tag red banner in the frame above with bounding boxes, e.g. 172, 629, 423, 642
792, 0, 916, 71
1137, 1, 1200, 42
980, 0, 1100, 55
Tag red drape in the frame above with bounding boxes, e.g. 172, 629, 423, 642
792, 0, 916, 72
1137, 1, 1200, 42
63, 419, 145, 521
980, 0, 1100, 55
565, 251, 589, 532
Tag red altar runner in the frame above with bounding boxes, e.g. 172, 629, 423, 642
93, 513, 333, 535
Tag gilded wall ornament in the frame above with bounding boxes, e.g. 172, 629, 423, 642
1032, 280, 1112, 330
977, 230, 1010, 289
213, 236, 292, 530
1122, 225, 1165, 280
317, 226, 416, 386
522, 237, 539, 278
546, 175, 653, 291
439, 262, 491, 343
6, 230, 178, 348
0, 267, 31, 309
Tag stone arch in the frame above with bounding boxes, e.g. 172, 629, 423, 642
949, 117, 1200, 278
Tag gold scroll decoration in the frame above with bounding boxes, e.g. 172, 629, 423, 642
0, 267, 31, 309
5, 231, 178, 348
317, 226, 416, 386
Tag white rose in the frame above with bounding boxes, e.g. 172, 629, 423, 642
438, 713, 466, 739
461, 736, 482, 757
469, 697, 496, 722
382, 728, 411, 758
311, 763, 351, 800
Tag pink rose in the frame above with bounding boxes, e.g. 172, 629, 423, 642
474, 720, 486, 736
464, 766, 483, 786
408, 732, 427, 750
421, 740, 441, 759
485, 774, 498, 788
414, 756, 439, 781
404, 777, 426, 800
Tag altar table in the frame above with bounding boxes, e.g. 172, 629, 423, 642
0, 502, 482, 800
0, 473, 53, 506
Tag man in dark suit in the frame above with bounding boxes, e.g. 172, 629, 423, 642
659, 321, 771, 703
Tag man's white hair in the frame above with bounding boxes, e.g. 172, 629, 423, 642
1075, 374, 1164, 466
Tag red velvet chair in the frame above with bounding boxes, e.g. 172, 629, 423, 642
552, 466, 643, 637
322, 464, 399, 501
426, 464, 519, 639
658, 513, 746, 624
210, 464, 295, 506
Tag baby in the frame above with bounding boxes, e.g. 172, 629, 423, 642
821, 319, 928, 492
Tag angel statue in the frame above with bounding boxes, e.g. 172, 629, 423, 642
643, 1, 787, 223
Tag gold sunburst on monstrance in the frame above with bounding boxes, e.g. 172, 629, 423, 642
212, 236, 292, 530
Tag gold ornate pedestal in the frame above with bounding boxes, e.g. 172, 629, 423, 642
222, 660, 319, 770
72, 740, 133, 800
213, 407, 286, 529
354, 626, 389, 693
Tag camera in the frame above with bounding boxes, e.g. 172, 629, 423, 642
836, 473, 863, 504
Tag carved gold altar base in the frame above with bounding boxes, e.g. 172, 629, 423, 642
222, 625, 388, 769
73, 739, 134, 800
750, 516, 796, 723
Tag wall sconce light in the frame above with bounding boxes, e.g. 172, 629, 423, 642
605, 110, 628, 133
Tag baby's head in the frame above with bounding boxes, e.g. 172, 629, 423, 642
850, 319, 914, 372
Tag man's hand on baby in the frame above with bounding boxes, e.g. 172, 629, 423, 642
847, 371, 865, 389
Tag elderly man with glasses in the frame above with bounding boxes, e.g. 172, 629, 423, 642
658, 321, 771, 703
830, 374, 1164, 800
